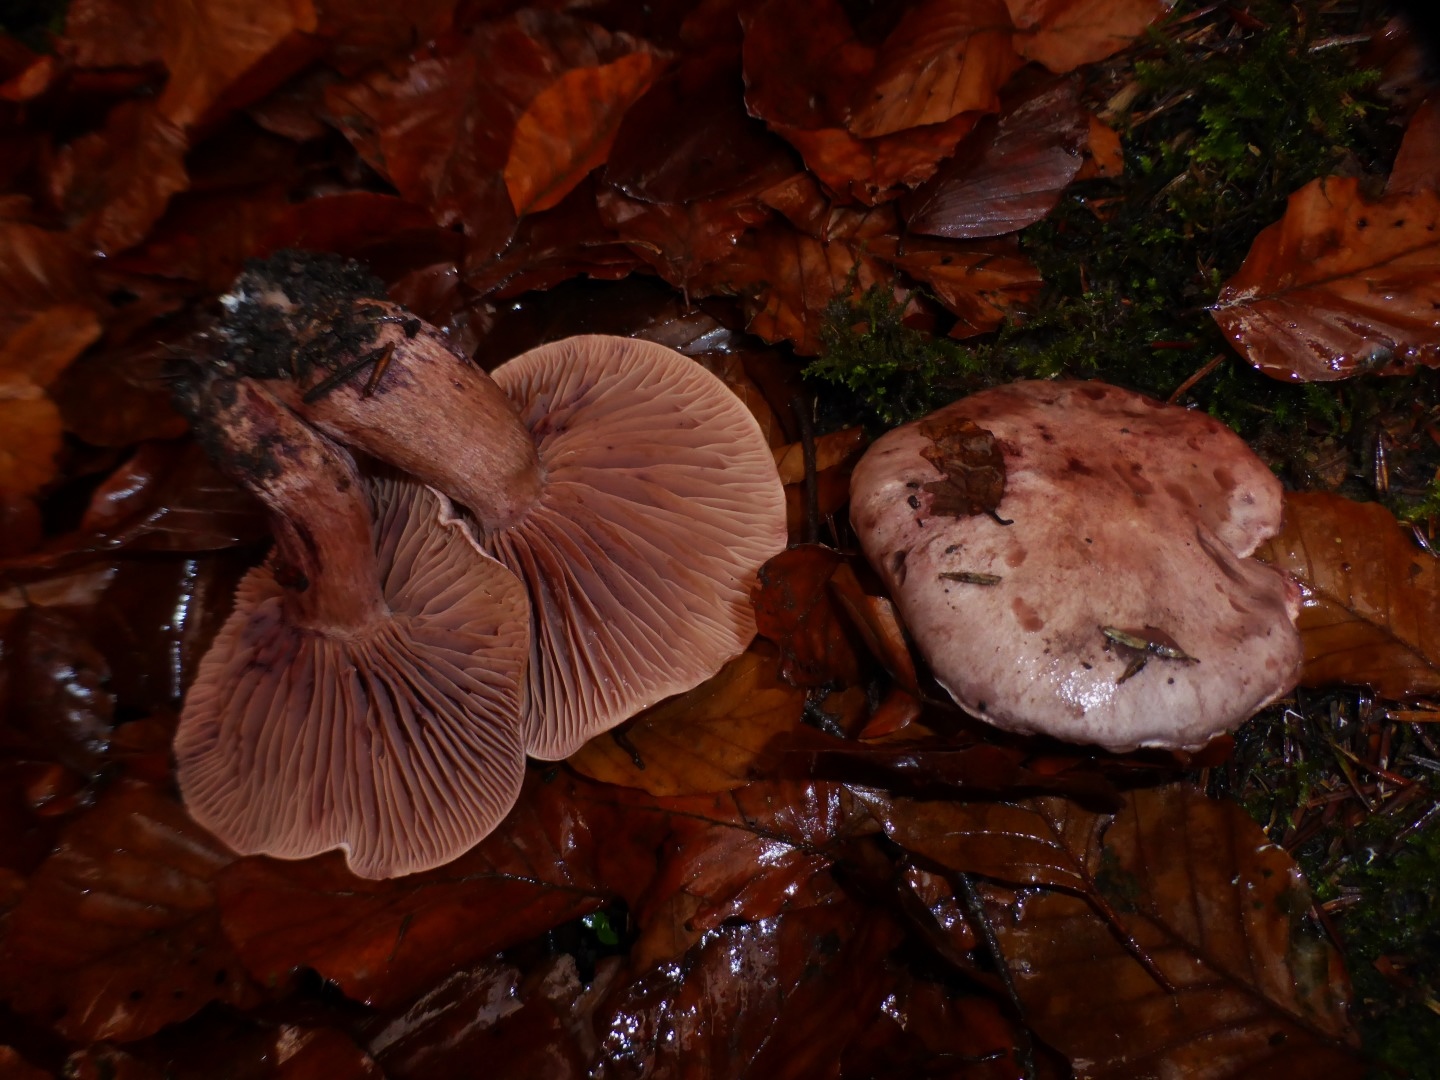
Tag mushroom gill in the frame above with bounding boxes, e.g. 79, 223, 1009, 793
174, 373, 530, 879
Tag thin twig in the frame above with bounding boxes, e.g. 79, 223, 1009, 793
1167, 354, 1226, 404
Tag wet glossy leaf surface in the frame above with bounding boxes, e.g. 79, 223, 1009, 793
1255, 490, 1440, 696
980, 785, 1364, 1078
1213, 177, 1440, 381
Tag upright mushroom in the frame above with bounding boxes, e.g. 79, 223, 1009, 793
849, 380, 1302, 751
211, 252, 788, 759
174, 373, 530, 878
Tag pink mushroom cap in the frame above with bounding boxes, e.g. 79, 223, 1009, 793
849, 380, 1303, 751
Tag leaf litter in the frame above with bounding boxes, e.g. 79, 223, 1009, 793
0, 0, 1438, 1076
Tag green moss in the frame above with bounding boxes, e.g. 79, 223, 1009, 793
809, 1, 1402, 457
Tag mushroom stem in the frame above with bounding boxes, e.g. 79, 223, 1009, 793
213, 252, 544, 531
187, 375, 387, 632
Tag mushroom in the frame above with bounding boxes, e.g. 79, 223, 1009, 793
848, 380, 1302, 751
173, 373, 530, 878
211, 252, 788, 759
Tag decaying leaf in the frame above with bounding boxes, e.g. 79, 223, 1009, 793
505, 51, 665, 217
917, 416, 1007, 516
980, 785, 1363, 1077
568, 649, 806, 795
1212, 176, 1440, 380
1254, 490, 1440, 696
868, 234, 1043, 336
0, 781, 258, 1042
1387, 95, 1440, 196
752, 545, 865, 687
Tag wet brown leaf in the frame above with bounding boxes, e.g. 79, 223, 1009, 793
1212, 176, 1440, 380
905, 78, 1088, 239
691, 219, 884, 354
61, 0, 164, 70
1387, 95, 1440, 195
869, 234, 1042, 336
48, 100, 189, 256
594, 901, 904, 1080
0, 225, 97, 345
981, 785, 1363, 1077
0, 780, 258, 1043
568, 649, 806, 796
917, 415, 1007, 517
0, 306, 103, 390
752, 545, 864, 688
1254, 490, 1440, 696
1007, 0, 1172, 74
0, 391, 62, 499
505, 50, 665, 216
847, 0, 1019, 138
154, 0, 320, 130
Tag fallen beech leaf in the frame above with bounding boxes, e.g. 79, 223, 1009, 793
61, 0, 164, 70
155, 0, 320, 130
844, 974, 1026, 1077
981, 785, 1363, 1077
0, 780, 258, 1042
0, 390, 62, 498
605, 49, 787, 204
568, 649, 806, 795
1007, 0, 1173, 74
740, 0, 870, 132
48, 99, 189, 255
258, 193, 462, 280
847, 0, 1019, 138
906, 78, 1088, 239
596, 184, 772, 290
118, 186, 293, 290
828, 563, 921, 691
1076, 112, 1124, 180
0, 225, 97, 344
869, 234, 1042, 335
692, 219, 884, 354
0, 305, 102, 389
595, 902, 904, 1079
1387, 95, 1440, 195
772, 426, 866, 484
0, 1048, 48, 1080
1, 605, 114, 776
1212, 176, 1440, 380
752, 545, 864, 687
215, 771, 666, 1009
1254, 490, 1440, 696
312, 0, 456, 77
506, 51, 664, 217
777, 113, 982, 207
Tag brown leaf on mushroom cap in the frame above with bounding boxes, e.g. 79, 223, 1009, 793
177, 474, 530, 879
849, 380, 1301, 751
917, 416, 1006, 517
488, 335, 788, 759
1212, 176, 1440, 381
1254, 490, 1440, 697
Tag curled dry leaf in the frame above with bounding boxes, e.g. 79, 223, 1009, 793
979, 785, 1363, 1078
1006, 0, 1174, 74
904, 77, 1088, 240
1254, 490, 1440, 696
505, 50, 665, 217
868, 234, 1042, 335
568, 649, 806, 796
0, 780, 258, 1043
1212, 176, 1440, 381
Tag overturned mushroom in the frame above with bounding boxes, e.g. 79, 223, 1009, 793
849, 380, 1302, 751
174, 374, 530, 878
211, 252, 788, 759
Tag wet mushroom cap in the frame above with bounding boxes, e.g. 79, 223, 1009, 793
849, 380, 1302, 751
175, 377, 530, 879
488, 335, 788, 759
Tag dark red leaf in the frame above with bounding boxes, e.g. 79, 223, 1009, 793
0, 780, 259, 1043
752, 545, 865, 688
